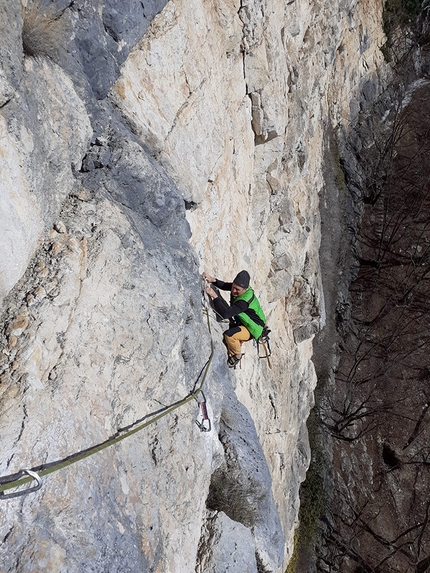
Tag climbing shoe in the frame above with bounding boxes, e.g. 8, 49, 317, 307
227, 355, 241, 369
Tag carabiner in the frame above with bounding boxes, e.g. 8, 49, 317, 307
195, 394, 211, 432
0, 469, 42, 500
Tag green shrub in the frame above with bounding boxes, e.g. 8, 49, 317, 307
296, 412, 326, 546
286, 408, 327, 572
285, 529, 299, 573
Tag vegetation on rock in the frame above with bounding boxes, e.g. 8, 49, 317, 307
22, 0, 68, 58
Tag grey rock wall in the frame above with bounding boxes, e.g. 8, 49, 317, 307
0, 1, 285, 571
0, 0, 391, 571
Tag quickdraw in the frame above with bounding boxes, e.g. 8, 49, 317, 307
195, 391, 211, 432
257, 326, 272, 369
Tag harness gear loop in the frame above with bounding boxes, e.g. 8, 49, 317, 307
256, 326, 272, 369
0, 469, 42, 499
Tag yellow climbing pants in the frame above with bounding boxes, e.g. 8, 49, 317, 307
223, 325, 251, 356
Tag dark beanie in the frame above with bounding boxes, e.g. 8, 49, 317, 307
233, 270, 250, 289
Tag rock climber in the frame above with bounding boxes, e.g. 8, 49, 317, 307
203, 270, 266, 368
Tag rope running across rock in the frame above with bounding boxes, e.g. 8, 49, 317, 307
0, 292, 215, 499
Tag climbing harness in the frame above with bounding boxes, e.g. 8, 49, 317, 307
195, 391, 211, 432
0, 289, 215, 500
256, 326, 272, 369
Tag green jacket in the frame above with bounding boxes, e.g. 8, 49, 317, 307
234, 287, 266, 339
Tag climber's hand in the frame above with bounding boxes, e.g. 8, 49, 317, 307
202, 272, 215, 283
205, 286, 218, 300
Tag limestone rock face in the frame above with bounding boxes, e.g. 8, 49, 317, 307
111, 0, 250, 208
0, 56, 91, 306
197, 511, 258, 573
0, 0, 390, 571
111, 0, 389, 564
206, 389, 284, 570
